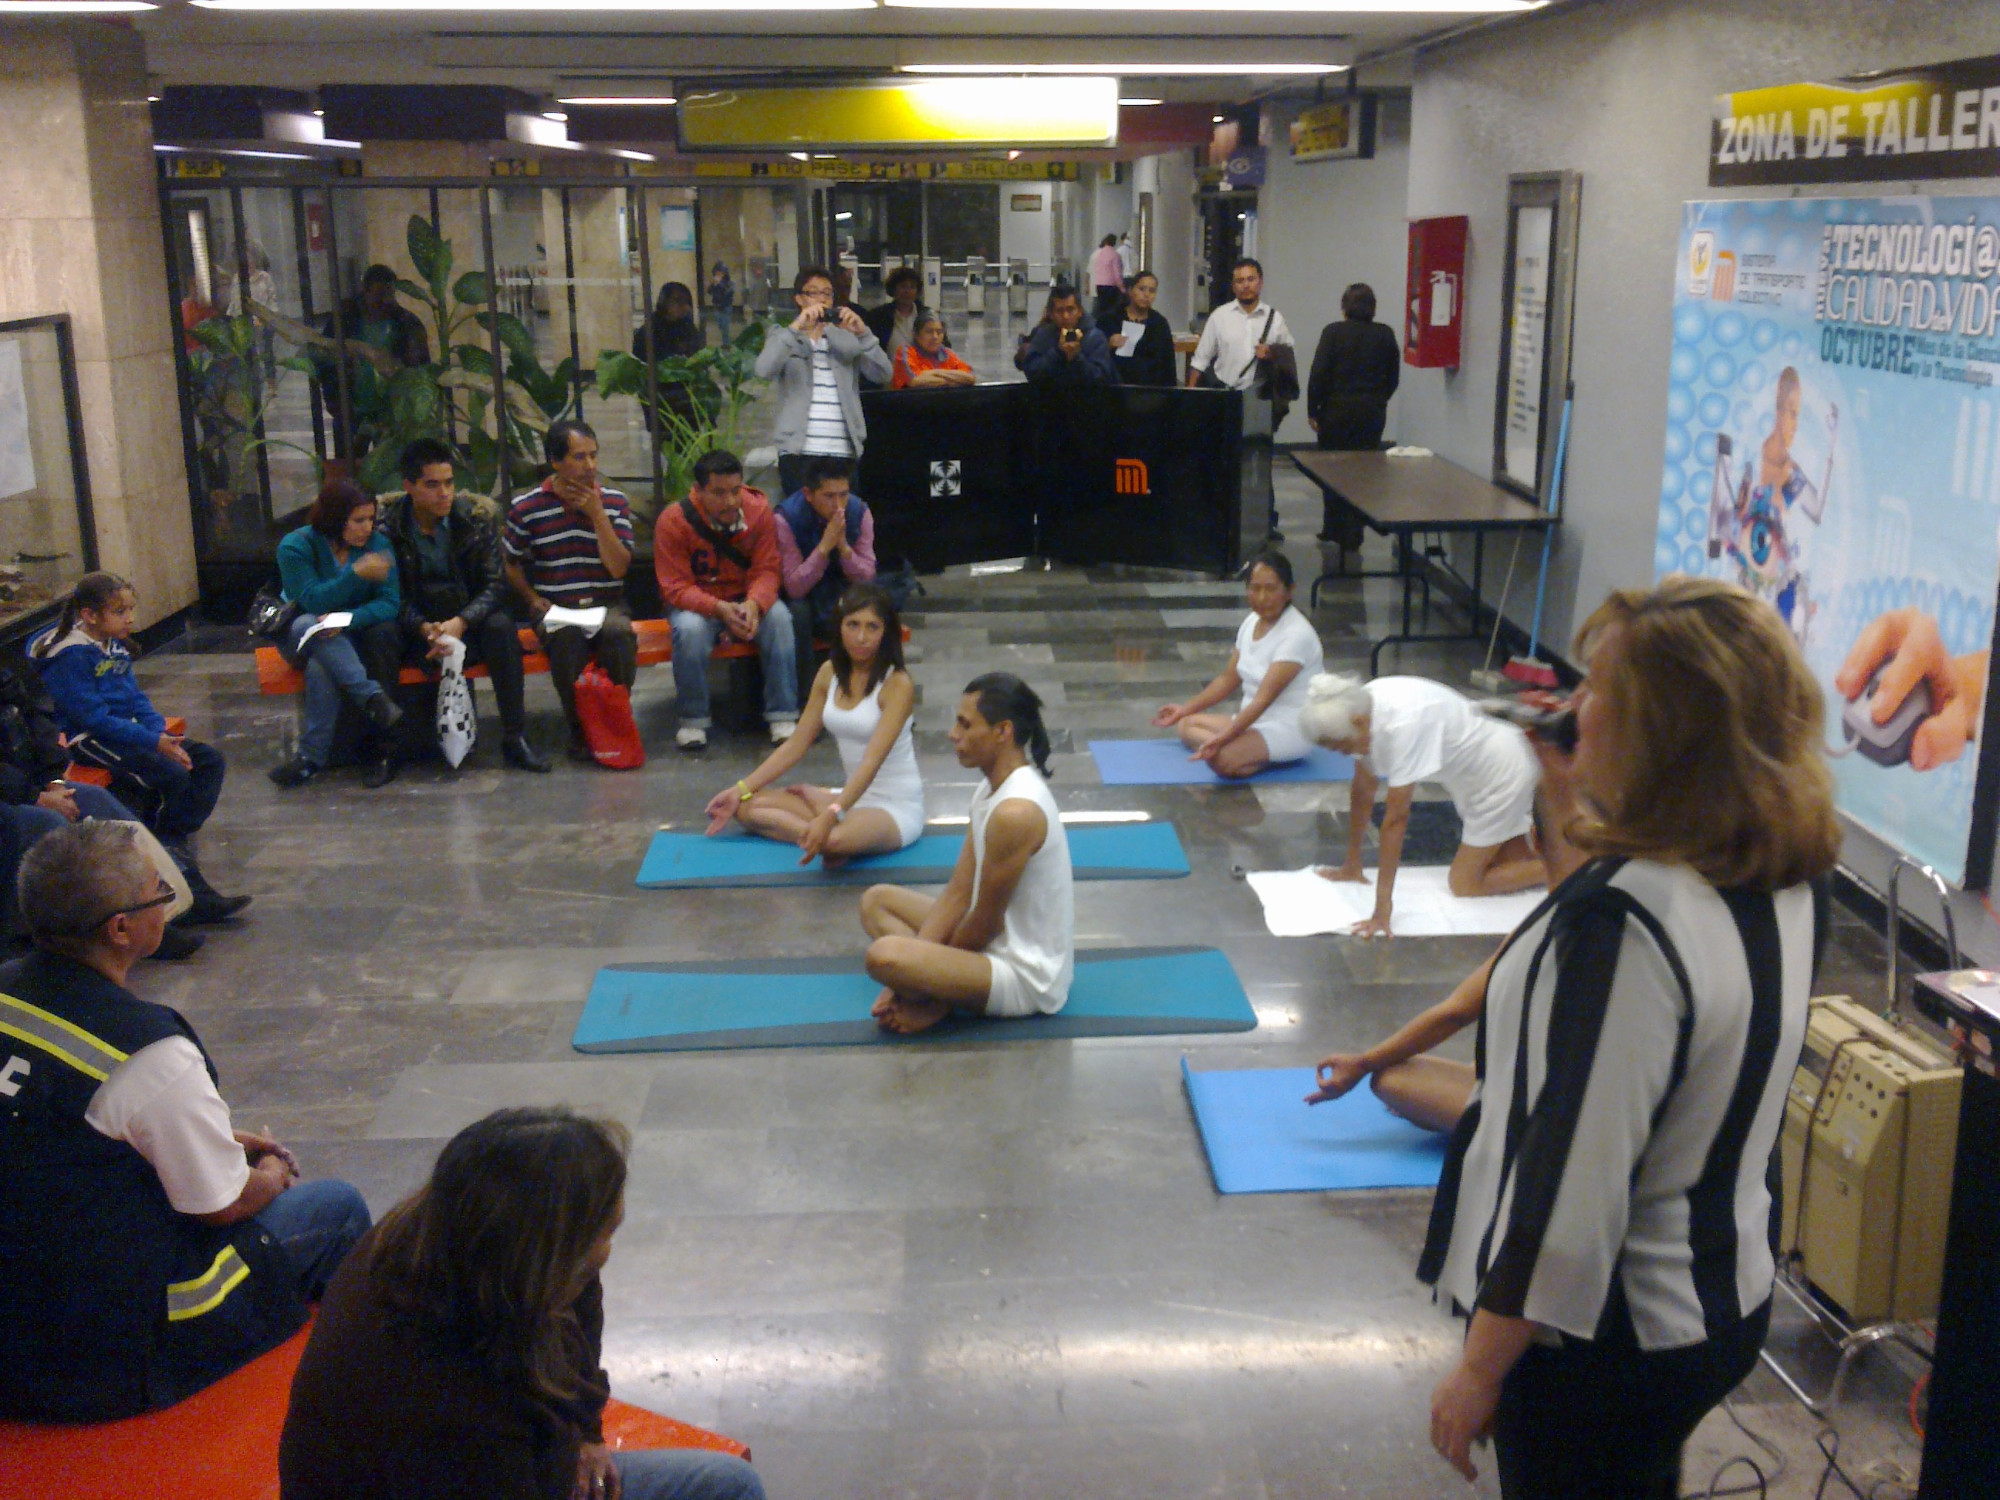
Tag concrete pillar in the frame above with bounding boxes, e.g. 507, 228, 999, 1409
0, 21, 196, 626
1141, 151, 1198, 334
542, 184, 634, 374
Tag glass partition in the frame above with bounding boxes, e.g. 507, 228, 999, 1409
0, 315, 96, 636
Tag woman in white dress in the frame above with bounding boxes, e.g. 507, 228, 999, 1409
1152, 550, 1325, 779
1298, 671, 1548, 937
706, 583, 923, 863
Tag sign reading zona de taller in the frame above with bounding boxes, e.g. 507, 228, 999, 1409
1712, 54, 2000, 188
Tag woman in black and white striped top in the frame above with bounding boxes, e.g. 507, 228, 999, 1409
1420, 576, 1839, 1498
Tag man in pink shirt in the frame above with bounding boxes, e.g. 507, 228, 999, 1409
773, 454, 878, 703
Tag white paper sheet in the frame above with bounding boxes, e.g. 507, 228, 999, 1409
1115, 320, 1146, 357
541, 604, 607, 636
293, 611, 352, 651
1247, 865, 1547, 938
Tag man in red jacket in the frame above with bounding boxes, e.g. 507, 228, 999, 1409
654, 449, 799, 752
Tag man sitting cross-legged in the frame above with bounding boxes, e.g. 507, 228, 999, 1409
858, 673, 1073, 1035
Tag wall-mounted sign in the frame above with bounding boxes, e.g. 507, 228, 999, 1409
1010, 193, 1043, 212
689, 159, 1079, 182
1653, 193, 2000, 886
163, 157, 224, 180
1490, 172, 1581, 509
678, 79, 1117, 152
1712, 53, 2000, 188
1289, 98, 1376, 163
1220, 146, 1266, 189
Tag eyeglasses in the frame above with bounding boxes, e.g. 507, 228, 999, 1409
110, 887, 177, 920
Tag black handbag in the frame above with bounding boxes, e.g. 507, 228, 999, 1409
247, 581, 299, 641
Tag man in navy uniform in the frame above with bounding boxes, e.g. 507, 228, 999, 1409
0, 821, 369, 1420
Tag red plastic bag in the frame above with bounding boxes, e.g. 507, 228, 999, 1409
574, 662, 645, 769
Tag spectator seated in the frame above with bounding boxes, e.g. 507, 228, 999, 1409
0, 1320, 749, 1500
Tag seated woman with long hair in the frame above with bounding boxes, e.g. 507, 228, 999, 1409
279, 1108, 765, 1500
705, 583, 924, 863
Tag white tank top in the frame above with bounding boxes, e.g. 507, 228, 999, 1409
820, 672, 924, 816
969, 764, 1075, 1006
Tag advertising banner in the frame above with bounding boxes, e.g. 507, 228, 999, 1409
1289, 98, 1376, 163
1655, 195, 2000, 885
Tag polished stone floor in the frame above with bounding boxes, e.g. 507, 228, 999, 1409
141, 466, 1922, 1498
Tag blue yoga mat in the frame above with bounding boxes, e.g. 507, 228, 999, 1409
1181, 1059, 1447, 1194
1088, 739, 1355, 786
635, 821, 1190, 888
573, 947, 1255, 1052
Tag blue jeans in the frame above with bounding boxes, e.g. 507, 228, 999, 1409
287, 612, 391, 767
614, 1448, 764, 1500
669, 603, 798, 728
254, 1178, 371, 1301
62, 737, 227, 841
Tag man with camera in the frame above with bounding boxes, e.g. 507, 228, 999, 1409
755, 266, 893, 500
1020, 284, 1118, 387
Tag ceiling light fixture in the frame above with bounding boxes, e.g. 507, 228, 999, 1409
194, 0, 864, 9
312, 107, 325, 116
788, 151, 810, 161
154, 144, 317, 161
901, 63, 1346, 76
1212, 114, 1225, 122
891, 0, 1532, 9
605, 147, 655, 161
1007, 149, 1021, 160
542, 110, 568, 122
0, 1, 156, 10
559, 95, 678, 106
1118, 97, 1164, 106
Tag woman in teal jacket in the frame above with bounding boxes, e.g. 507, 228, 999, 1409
269, 480, 405, 789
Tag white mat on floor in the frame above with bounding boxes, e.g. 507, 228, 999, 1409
1246, 866, 1547, 938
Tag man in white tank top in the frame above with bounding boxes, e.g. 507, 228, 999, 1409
859, 675, 1074, 1034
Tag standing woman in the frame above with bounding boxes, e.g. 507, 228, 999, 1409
268, 480, 405, 789
1306, 283, 1402, 547
1089, 234, 1126, 323
280, 1107, 766, 1500
1152, 550, 1324, 778
1421, 576, 1838, 1497
706, 584, 925, 863
1098, 272, 1176, 388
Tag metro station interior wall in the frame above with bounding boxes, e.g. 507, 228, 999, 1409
1404, 0, 2000, 948
999, 182, 1052, 280
0, 20, 196, 627
1259, 93, 1412, 446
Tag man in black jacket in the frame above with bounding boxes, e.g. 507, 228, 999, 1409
1307, 282, 1402, 547
378, 439, 549, 772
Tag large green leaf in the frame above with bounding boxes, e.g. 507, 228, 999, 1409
278, 354, 319, 379
479, 311, 538, 366
406, 215, 447, 291
394, 278, 433, 310
595, 349, 646, 399
189, 315, 255, 361
453, 343, 497, 379
357, 442, 403, 494
452, 270, 492, 307
386, 364, 440, 432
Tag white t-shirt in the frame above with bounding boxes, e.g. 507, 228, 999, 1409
1234, 607, 1323, 725
1363, 675, 1540, 847
82, 1036, 249, 1216
970, 765, 1075, 1012
802, 338, 853, 456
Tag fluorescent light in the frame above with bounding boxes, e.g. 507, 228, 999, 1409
313, 107, 325, 115
1007, 149, 1022, 160
323, 137, 362, 148
835, 210, 853, 220
893, 0, 1532, 8
147, 94, 163, 103
788, 151, 810, 161
195, 0, 864, 8
153, 144, 316, 160
0, 1, 155, 10
1212, 114, 1225, 122
1119, 97, 1164, 106
542, 110, 568, 122
561, 95, 678, 105
902, 63, 1347, 75
605, 147, 655, 160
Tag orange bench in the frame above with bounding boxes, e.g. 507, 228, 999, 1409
253, 620, 906, 695
0, 1319, 748, 1500
65, 717, 186, 789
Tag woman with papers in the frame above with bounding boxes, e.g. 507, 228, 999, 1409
1097, 272, 1176, 388
1298, 672, 1546, 937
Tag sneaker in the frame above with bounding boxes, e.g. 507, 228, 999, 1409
676, 725, 708, 752
268, 758, 319, 789
364, 692, 403, 732
767, 719, 798, 744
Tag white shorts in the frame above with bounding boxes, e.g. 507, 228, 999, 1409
1449, 730, 1540, 849
984, 955, 1068, 1018
1253, 717, 1311, 767
855, 792, 926, 849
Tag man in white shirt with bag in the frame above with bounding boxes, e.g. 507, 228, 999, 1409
1188, 258, 1297, 537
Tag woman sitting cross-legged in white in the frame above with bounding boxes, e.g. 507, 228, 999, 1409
705, 583, 923, 864
1152, 549, 1325, 779
1298, 671, 1547, 938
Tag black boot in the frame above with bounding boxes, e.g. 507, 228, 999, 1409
365, 692, 403, 732
176, 854, 253, 926
362, 748, 400, 789
503, 734, 551, 773
151, 922, 204, 961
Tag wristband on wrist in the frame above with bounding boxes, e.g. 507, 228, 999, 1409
737, 781, 754, 802
828, 800, 845, 822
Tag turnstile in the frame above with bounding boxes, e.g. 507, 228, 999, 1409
965, 255, 987, 314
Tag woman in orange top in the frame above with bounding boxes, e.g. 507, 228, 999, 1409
891, 313, 976, 389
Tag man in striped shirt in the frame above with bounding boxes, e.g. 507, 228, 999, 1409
502, 420, 637, 763
756, 266, 892, 499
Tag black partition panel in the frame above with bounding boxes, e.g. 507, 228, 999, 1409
857, 385, 1243, 577
857, 384, 1034, 573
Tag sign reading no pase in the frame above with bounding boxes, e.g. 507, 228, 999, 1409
1712, 53, 2000, 187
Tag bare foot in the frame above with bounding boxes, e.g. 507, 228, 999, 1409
876, 996, 951, 1034
820, 852, 851, 870
870, 987, 898, 1020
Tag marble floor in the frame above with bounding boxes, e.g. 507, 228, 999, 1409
140, 465, 1924, 1498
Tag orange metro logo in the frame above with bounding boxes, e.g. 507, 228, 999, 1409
1114, 458, 1150, 496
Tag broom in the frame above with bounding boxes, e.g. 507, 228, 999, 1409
1502, 384, 1573, 690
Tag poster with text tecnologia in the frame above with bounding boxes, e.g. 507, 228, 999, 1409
1656, 195, 2000, 886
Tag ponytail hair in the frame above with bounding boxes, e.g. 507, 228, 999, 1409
35, 571, 133, 658
966, 671, 1053, 777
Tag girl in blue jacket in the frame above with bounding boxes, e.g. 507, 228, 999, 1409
31, 572, 233, 849
267, 480, 405, 789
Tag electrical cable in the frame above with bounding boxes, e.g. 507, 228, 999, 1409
1907, 1368, 1928, 1441
1683, 1399, 1788, 1500
1812, 1428, 1870, 1500
1694, 1456, 1767, 1500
